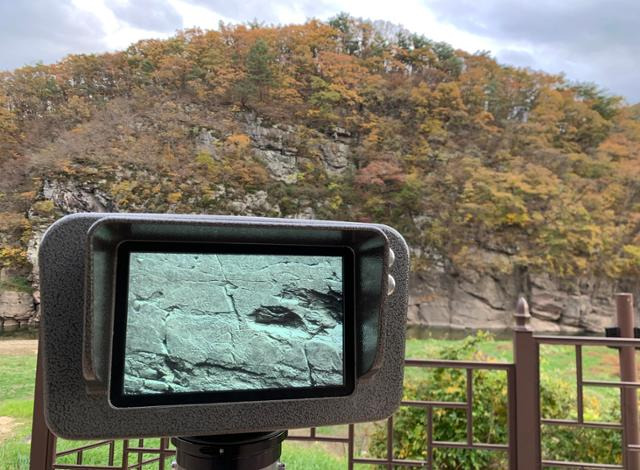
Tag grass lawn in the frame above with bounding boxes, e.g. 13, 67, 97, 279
0, 332, 632, 468
0, 351, 37, 470
0, 338, 350, 469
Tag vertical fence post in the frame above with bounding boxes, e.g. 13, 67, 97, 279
513, 297, 541, 470
617, 293, 640, 469
29, 337, 57, 470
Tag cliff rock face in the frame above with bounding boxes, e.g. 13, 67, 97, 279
244, 115, 352, 184
20, 180, 115, 325
226, 190, 281, 217
2, 176, 632, 334
407, 248, 635, 333
123, 252, 344, 394
246, 120, 300, 184
1, 125, 633, 334
0, 288, 33, 329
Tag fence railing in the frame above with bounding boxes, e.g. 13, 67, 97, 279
29, 293, 640, 469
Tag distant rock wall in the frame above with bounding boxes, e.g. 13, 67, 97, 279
0, 281, 34, 329
408, 249, 639, 333
244, 113, 351, 185
2, 214, 635, 334
6, 225, 631, 335
1, 119, 636, 334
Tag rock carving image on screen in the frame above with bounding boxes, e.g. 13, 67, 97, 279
122, 252, 344, 395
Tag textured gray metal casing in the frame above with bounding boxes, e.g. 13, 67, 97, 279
40, 213, 409, 439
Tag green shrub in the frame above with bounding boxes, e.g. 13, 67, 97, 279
369, 333, 621, 468
0, 246, 29, 269
31, 200, 55, 216
0, 275, 33, 293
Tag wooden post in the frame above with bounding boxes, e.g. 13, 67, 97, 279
29, 338, 57, 470
617, 293, 640, 469
513, 297, 541, 469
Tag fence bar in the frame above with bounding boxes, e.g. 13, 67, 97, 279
287, 435, 350, 443
507, 366, 517, 470
466, 369, 473, 445
347, 424, 354, 470
431, 441, 508, 450
536, 336, 640, 347
541, 418, 623, 430
541, 460, 623, 469
108, 441, 115, 467
159, 437, 168, 470
617, 293, 640, 470
576, 345, 584, 423
386, 416, 393, 468
136, 439, 144, 470
350, 457, 426, 466
513, 297, 540, 469
426, 406, 433, 470
30, 335, 57, 470
401, 400, 467, 408
52, 466, 121, 470
583, 380, 640, 388
405, 359, 512, 370
121, 440, 129, 470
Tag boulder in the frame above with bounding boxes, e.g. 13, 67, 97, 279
2, 319, 19, 329
449, 284, 510, 330
41, 179, 115, 213
195, 129, 221, 159
0, 291, 34, 321
319, 141, 350, 174
253, 149, 298, 183
226, 190, 281, 216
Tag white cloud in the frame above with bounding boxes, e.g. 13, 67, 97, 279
291, 0, 501, 56
71, 0, 173, 50
168, 0, 233, 29
270, 3, 312, 25
2, 0, 637, 102
423, 0, 640, 101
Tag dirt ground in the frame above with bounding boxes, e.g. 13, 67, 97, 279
0, 416, 18, 442
0, 339, 38, 356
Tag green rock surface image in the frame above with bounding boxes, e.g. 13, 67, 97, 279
123, 252, 344, 395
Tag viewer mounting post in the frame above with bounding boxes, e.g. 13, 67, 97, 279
172, 432, 287, 470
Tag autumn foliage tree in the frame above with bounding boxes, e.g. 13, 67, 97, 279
0, 14, 638, 279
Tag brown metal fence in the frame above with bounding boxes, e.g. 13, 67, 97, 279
28, 294, 640, 469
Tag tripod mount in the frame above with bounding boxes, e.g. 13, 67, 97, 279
171, 431, 287, 470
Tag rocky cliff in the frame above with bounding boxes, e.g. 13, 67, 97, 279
0, 117, 636, 334
407, 251, 637, 333
2, 19, 639, 334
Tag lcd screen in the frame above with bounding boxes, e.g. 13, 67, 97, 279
110, 242, 355, 407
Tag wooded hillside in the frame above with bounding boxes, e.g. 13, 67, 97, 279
1, 15, 639, 280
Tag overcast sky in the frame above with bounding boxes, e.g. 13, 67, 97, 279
1, 0, 638, 103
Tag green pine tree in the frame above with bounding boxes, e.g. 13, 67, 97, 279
236, 39, 276, 104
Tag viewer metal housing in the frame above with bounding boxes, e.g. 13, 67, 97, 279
39, 213, 409, 439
